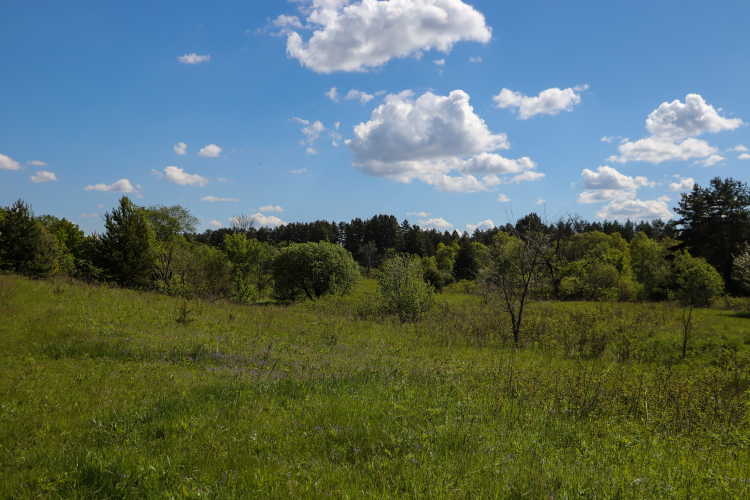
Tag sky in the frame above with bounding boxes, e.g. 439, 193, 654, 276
1, 0, 749, 235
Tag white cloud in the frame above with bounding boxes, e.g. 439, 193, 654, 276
178, 53, 211, 64
417, 217, 454, 230
498, 193, 510, 202
433, 59, 445, 66
326, 87, 340, 102
467, 219, 494, 232
81, 213, 99, 218
535, 198, 546, 205
272, 15, 304, 30
727, 145, 748, 152
669, 177, 695, 192
407, 211, 430, 217
306, 147, 319, 155
84, 179, 137, 193
645, 94, 744, 141
246, 213, 287, 228
295, 119, 326, 146
258, 205, 284, 212
458, 153, 537, 175
346, 89, 539, 192
739, 153, 750, 160
577, 165, 654, 204
217, 177, 233, 182
577, 189, 637, 204
608, 137, 718, 164
581, 165, 654, 190
469, 56, 482, 63
291, 168, 311, 174
344, 89, 375, 104
283, 0, 492, 73
505, 171, 545, 184
693, 154, 725, 167
198, 144, 222, 157
493, 85, 588, 120
27, 160, 46, 166
30, 170, 57, 183
174, 142, 187, 155
202, 196, 239, 202
596, 198, 672, 221
0, 153, 22, 171
97, 204, 105, 208
207, 220, 223, 228
608, 94, 744, 164
154, 166, 209, 187
601, 136, 614, 143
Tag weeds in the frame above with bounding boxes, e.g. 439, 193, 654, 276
175, 300, 194, 324
1, 274, 749, 498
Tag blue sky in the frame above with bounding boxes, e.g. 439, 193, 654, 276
1, 0, 749, 235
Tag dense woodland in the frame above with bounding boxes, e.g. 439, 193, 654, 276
2, 176, 750, 305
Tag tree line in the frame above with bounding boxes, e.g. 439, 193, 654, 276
1, 176, 749, 307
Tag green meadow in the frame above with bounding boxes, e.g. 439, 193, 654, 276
1, 274, 749, 499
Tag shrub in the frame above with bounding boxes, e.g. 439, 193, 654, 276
271, 242, 359, 301
377, 254, 436, 323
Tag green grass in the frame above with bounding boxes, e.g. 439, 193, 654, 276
1, 274, 749, 498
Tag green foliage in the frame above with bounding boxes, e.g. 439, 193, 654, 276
0, 199, 58, 277
377, 253, 436, 323
452, 240, 487, 281
420, 256, 444, 293
272, 241, 360, 301
732, 245, 750, 291
144, 204, 200, 242
37, 214, 86, 274
223, 234, 274, 302
672, 252, 724, 307
98, 196, 156, 287
675, 177, 750, 289
435, 241, 458, 273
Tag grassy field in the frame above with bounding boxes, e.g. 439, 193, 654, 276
1, 274, 749, 499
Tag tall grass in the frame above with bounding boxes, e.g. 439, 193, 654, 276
1, 274, 749, 498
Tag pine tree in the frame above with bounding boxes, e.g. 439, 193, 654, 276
98, 196, 156, 287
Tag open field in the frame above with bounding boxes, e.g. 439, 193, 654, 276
1, 274, 750, 498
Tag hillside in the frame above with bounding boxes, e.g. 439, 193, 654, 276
1, 274, 749, 498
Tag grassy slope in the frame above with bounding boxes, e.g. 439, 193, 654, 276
0, 274, 749, 499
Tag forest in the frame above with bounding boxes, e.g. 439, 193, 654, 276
2, 177, 749, 306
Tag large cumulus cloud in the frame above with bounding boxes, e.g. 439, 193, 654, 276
281, 0, 492, 73
345, 89, 541, 192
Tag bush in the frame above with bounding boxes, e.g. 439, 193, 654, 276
271, 242, 359, 301
377, 254, 436, 323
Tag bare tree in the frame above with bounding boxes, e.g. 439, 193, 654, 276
477, 215, 553, 344
230, 214, 256, 234
360, 241, 380, 277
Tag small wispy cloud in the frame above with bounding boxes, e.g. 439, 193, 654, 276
202, 196, 239, 202
30, 170, 57, 183
84, 179, 137, 193
178, 53, 210, 64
